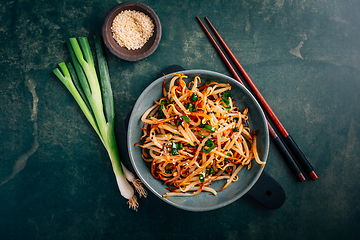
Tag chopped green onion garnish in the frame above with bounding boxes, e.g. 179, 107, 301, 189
202, 139, 215, 153
220, 100, 231, 109
159, 99, 167, 118
190, 93, 198, 102
200, 124, 216, 132
206, 167, 215, 175
176, 143, 183, 150
171, 148, 179, 155
185, 102, 193, 109
171, 142, 179, 155
222, 92, 233, 104
181, 114, 191, 123
198, 128, 211, 138
220, 92, 233, 109
205, 139, 215, 147
185, 102, 198, 112
198, 174, 205, 183
233, 127, 239, 132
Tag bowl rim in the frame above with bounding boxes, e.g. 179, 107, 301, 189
102, 1, 162, 61
127, 69, 269, 211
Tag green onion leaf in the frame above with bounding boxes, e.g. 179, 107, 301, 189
66, 62, 93, 115
94, 35, 114, 127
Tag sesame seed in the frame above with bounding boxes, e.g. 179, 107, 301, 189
111, 10, 154, 50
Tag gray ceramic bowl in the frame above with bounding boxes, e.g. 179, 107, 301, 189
127, 70, 269, 211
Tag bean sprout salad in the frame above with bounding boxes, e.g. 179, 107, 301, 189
136, 74, 265, 197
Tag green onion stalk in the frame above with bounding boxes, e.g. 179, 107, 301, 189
53, 36, 146, 210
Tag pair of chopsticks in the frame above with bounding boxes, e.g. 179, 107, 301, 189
196, 17, 318, 182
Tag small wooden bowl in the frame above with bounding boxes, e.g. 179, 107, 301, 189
102, 1, 162, 61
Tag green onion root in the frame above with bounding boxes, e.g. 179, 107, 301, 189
121, 163, 148, 198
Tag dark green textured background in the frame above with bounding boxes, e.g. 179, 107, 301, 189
1, 0, 359, 239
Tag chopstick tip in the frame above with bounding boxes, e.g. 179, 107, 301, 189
309, 171, 318, 181
297, 173, 306, 182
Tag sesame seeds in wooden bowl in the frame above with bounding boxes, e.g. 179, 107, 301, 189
102, 1, 162, 61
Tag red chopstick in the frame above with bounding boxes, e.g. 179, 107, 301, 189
196, 16, 315, 181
